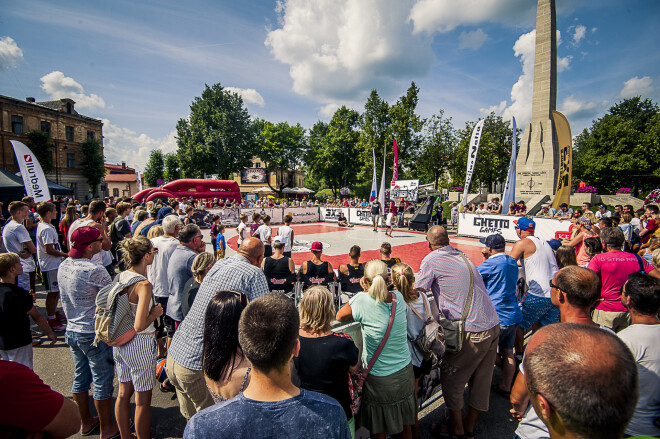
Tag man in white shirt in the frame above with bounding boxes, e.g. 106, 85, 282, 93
2, 201, 36, 294
256, 215, 273, 258
36, 202, 68, 331
236, 214, 248, 247
595, 204, 612, 219
277, 214, 295, 258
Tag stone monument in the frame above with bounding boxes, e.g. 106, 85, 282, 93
515, 0, 559, 199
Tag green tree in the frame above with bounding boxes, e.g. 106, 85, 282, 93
25, 130, 54, 173
176, 83, 258, 179
256, 120, 307, 197
164, 153, 180, 181
574, 97, 660, 194
417, 110, 457, 189
144, 150, 165, 187
307, 107, 361, 195
387, 82, 424, 179
79, 138, 105, 196
357, 90, 391, 182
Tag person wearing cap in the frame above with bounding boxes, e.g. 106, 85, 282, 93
261, 235, 296, 292
562, 216, 599, 266
595, 204, 612, 219
66, 200, 114, 277
535, 204, 556, 217
57, 226, 120, 439
299, 242, 336, 287
477, 234, 522, 396
509, 217, 559, 341
553, 203, 573, 219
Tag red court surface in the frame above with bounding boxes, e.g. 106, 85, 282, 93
226, 222, 504, 271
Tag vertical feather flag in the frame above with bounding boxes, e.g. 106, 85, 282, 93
370, 148, 377, 201
378, 141, 387, 207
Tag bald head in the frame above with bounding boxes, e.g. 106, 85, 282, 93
524, 323, 638, 439
554, 266, 601, 309
427, 226, 450, 248
238, 237, 265, 266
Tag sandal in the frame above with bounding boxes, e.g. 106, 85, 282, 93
81, 418, 100, 436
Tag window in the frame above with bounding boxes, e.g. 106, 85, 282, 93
41, 121, 51, 134
87, 130, 95, 140
113, 188, 119, 197
67, 153, 75, 168
66, 102, 72, 114
65, 126, 74, 141
11, 116, 23, 134
255, 162, 261, 168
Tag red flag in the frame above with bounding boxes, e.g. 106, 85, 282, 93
392, 139, 399, 182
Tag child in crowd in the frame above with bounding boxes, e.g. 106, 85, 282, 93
215, 225, 226, 259
210, 215, 220, 252
385, 210, 394, 237
0, 253, 57, 369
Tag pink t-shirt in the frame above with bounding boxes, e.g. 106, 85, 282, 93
587, 251, 654, 312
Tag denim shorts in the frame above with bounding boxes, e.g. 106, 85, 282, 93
519, 293, 560, 330
498, 324, 518, 351
65, 331, 115, 400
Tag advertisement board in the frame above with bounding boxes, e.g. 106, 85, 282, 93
348, 208, 375, 226
196, 209, 241, 228
239, 208, 284, 225
390, 179, 419, 202
240, 168, 268, 184
457, 213, 572, 242
284, 207, 320, 223
320, 207, 348, 222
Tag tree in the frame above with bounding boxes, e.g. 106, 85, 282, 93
574, 97, 660, 194
164, 153, 180, 181
25, 130, 54, 173
387, 82, 424, 179
79, 138, 105, 196
357, 90, 390, 182
307, 107, 361, 196
144, 150, 165, 187
256, 120, 307, 197
417, 110, 457, 189
176, 83, 258, 179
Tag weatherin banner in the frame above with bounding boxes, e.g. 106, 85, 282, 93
501, 117, 517, 214
551, 110, 572, 210
10, 140, 51, 203
461, 119, 485, 207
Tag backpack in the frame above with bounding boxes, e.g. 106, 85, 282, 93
109, 218, 123, 250
407, 295, 446, 366
93, 274, 147, 347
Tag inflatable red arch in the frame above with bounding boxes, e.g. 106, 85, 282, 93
133, 179, 242, 203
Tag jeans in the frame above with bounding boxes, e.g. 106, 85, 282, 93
65, 331, 115, 400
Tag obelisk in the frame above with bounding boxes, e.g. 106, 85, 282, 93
515, 0, 558, 198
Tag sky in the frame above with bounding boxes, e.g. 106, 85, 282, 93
1, 0, 659, 171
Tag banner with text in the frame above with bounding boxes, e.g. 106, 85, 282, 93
283, 207, 320, 223
10, 140, 51, 202
349, 208, 374, 226
457, 213, 572, 242
552, 110, 572, 210
390, 179, 419, 202
240, 208, 284, 225
193, 208, 240, 228
461, 119, 485, 207
501, 116, 517, 214
320, 207, 349, 222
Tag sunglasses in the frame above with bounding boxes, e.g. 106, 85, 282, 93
549, 281, 565, 293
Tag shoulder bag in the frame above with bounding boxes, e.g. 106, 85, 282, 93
436, 253, 474, 353
407, 294, 446, 366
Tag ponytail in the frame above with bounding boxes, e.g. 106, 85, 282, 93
363, 259, 390, 303
391, 263, 417, 303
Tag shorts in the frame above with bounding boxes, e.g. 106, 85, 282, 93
155, 296, 175, 338
498, 324, 517, 351
165, 355, 213, 420
114, 333, 157, 392
519, 293, 560, 330
591, 309, 630, 332
65, 331, 115, 400
371, 214, 379, 227
41, 269, 60, 293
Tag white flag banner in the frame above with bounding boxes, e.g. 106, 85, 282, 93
136, 171, 143, 192
370, 148, 377, 201
378, 142, 387, 207
461, 119, 485, 207
10, 140, 51, 202
501, 117, 517, 213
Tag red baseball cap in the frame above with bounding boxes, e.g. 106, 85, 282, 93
311, 242, 323, 251
69, 226, 101, 259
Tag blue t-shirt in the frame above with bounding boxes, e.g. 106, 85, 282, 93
184, 389, 350, 439
476, 253, 522, 327
215, 233, 226, 251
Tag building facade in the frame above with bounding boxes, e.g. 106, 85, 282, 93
233, 157, 305, 197
0, 95, 103, 201
103, 162, 141, 199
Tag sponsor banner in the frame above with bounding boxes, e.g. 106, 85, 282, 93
552, 110, 572, 210
10, 140, 51, 202
241, 168, 268, 184
457, 213, 572, 242
501, 117, 517, 213
193, 208, 241, 228
240, 208, 284, 225
390, 179, 419, 202
349, 208, 374, 226
320, 207, 349, 222
461, 119, 485, 206
283, 207, 320, 223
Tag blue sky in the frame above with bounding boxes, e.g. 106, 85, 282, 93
1, 0, 659, 169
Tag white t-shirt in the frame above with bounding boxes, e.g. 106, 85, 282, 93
36, 222, 64, 271
237, 222, 247, 245
2, 220, 35, 272
386, 212, 393, 227
630, 217, 641, 234
278, 225, 293, 252
147, 235, 180, 298
178, 203, 186, 219
475, 208, 489, 214
256, 224, 272, 246
596, 210, 612, 219
618, 324, 660, 437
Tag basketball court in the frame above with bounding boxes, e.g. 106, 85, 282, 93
214, 222, 513, 270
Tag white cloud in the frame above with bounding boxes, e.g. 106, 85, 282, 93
319, 103, 341, 118
458, 29, 488, 50
0, 36, 24, 71
224, 87, 265, 107
40, 71, 106, 110
619, 76, 654, 98
559, 95, 599, 120
101, 118, 177, 169
480, 100, 506, 117
265, 0, 433, 103
410, 0, 534, 34
573, 24, 586, 44
557, 55, 572, 72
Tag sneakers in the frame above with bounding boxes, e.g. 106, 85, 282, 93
55, 311, 67, 323
48, 318, 66, 332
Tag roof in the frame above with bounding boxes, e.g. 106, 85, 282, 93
105, 163, 136, 173
105, 174, 138, 182
0, 95, 102, 124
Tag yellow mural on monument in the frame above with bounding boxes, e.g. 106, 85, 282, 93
551, 110, 572, 210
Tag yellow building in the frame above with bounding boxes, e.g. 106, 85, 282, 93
103, 162, 141, 199
0, 95, 103, 201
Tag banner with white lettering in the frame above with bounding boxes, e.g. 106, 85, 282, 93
501, 117, 517, 213
283, 207, 320, 223
461, 119, 485, 207
10, 140, 51, 202
195, 208, 241, 228
320, 207, 348, 222
349, 208, 374, 226
457, 213, 572, 241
